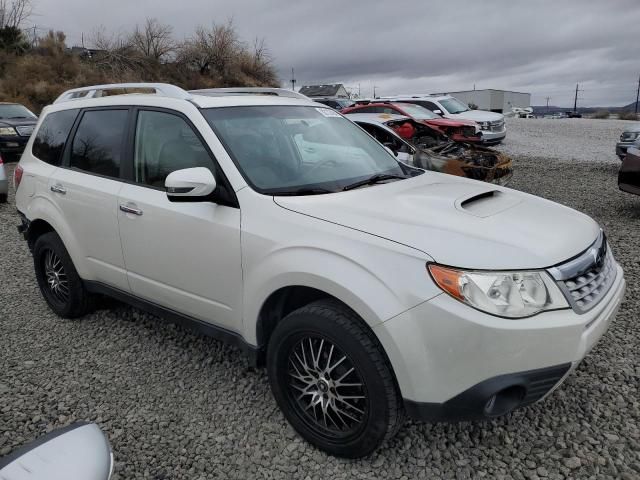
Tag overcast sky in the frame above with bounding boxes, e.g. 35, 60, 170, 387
32, 0, 640, 107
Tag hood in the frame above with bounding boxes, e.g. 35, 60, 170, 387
448, 110, 504, 122
0, 117, 37, 127
273, 173, 599, 270
425, 117, 477, 128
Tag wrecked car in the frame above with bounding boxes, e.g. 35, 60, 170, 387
618, 142, 640, 196
346, 112, 512, 185
341, 101, 483, 144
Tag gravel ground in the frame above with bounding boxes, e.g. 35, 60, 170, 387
1, 121, 639, 479
496, 118, 633, 163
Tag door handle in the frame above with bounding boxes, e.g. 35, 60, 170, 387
50, 184, 66, 195
119, 204, 143, 216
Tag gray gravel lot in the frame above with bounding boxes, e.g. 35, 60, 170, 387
497, 118, 632, 164
1, 119, 639, 479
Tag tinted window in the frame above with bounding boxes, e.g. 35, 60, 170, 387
70, 110, 128, 178
32, 109, 79, 165
133, 110, 214, 188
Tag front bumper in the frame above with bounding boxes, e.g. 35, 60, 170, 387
374, 263, 625, 422
479, 128, 506, 143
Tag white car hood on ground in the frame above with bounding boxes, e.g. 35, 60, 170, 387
448, 110, 504, 122
274, 173, 599, 270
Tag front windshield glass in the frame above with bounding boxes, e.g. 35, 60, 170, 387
396, 103, 439, 120
0, 104, 36, 119
439, 98, 469, 114
202, 106, 412, 194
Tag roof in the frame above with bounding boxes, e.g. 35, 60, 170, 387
437, 89, 532, 96
298, 84, 346, 97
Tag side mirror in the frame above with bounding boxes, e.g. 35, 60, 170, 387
165, 167, 216, 200
432, 109, 443, 115
0, 423, 113, 479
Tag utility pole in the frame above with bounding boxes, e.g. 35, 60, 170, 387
290, 68, 296, 92
573, 83, 581, 114
545, 96, 551, 113
635, 74, 639, 114
373, 85, 378, 98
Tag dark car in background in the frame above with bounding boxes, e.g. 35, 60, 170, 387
313, 97, 355, 110
619, 140, 640, 196
0, 102, 38, 159
616, 123, 640, 160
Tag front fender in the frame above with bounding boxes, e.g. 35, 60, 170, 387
243, 244, 439, 344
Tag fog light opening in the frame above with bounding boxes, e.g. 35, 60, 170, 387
484, 386, 525, 417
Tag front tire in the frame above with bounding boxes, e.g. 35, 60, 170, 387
33, 232, 93, 318
267, 299, 405, 458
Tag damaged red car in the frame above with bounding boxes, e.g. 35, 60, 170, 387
341, 101, 483, 144
346, 112, 513, 185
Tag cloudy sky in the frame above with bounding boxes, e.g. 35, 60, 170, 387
32, 0, 640, 107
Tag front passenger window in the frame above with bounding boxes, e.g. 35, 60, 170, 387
134, 110, 215, 188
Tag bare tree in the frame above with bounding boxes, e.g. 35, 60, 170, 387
130, 17, 174, 61
178, 20, 240, 76
0, 0, 32, 28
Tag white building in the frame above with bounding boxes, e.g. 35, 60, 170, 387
436, 89, 531, 114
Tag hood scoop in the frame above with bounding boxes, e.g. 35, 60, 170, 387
456, 189, 522, 217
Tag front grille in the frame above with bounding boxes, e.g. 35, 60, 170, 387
15, 125, 34, 136
462, 126, 477, 137
550, 233, 617, 314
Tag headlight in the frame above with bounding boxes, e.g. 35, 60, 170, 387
480, 121, 490, 130
0, 127, 17, 136
428, 264, 569, 318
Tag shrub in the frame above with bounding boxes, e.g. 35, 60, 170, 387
593, 110, 610, 119
618, 111, 638, 121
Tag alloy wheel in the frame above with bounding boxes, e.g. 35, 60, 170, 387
286, 335, 368, 438
43, 249, 69, 304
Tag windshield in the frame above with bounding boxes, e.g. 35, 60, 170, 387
0, 104, 36, 119
396, 103, 439, 120
203, 106, 413, 194
439, 98, 469, 114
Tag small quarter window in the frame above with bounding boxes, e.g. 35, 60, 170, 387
32, 109, 79, 165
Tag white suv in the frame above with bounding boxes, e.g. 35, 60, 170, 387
15, 83, 625, 458
380, 94, 507, 144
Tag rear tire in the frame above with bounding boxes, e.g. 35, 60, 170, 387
33, 232, 93, 318
267, 299, 405, 458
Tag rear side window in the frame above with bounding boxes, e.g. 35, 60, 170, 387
70, 109, 128, 178
32, 109, 79, 165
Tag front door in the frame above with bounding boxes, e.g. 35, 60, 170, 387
117, 109, 242, 332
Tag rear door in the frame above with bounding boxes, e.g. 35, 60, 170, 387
49, 108, 130, 290
117, 108, 242, 332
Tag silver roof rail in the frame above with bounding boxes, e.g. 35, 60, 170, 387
54, 83, 192, 104
189, 87, 308, 100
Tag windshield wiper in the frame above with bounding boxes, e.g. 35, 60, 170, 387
342, 174, 408, 191
272, 187, 334, 196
